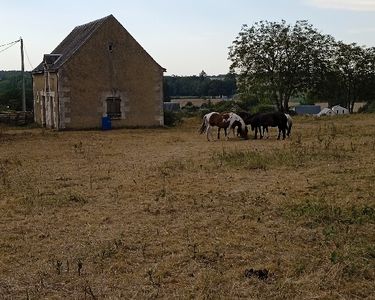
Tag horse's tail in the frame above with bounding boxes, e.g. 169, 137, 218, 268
287, 121, 292, 137
285, 114, 293, 137
199, 116, 207, 134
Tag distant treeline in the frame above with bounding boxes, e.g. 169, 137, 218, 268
0, 70, 236, 111
163, 72, 237, 101
0, 71, 33, 111
2, 69, 374, 113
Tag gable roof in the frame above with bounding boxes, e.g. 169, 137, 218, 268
317, 107, 336, 116
33, 15, 165, 74
332, 105, 348, 110
33, 15, 111, 73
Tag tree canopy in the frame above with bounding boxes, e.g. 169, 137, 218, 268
229, 19, 375, 112
0, 71, 33, 111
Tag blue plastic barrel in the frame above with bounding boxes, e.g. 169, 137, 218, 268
101, 116, 112, 130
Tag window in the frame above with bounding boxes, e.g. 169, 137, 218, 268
106, 97, 121, 119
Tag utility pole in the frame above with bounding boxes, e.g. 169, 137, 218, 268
20, 37, 26, 111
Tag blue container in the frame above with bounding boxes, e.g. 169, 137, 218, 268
101, 116, 112, 130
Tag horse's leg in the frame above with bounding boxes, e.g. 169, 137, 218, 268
206, 125, 211, 141
224, 127, 228, 140
278, 125, 286, 140
263, 126, 269, 139
259, 126, 263, 139
229, 125, 234, 139
287, 123, 292, 137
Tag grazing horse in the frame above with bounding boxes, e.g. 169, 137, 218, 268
237, 111, 253, 126
250, 111, 287, 140
199, 112, 248, 141
262, 113, 293, 138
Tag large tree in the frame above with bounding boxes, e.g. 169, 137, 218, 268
229, 20, 333, 112
310, 44, 375, 111
332, 42, 375, 112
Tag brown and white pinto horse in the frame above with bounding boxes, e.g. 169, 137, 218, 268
199, 112, 248, 141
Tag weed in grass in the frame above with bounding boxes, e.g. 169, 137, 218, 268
293, 261, 307, 277
323, 225, 338, 240
55, 260, 63, 275
147, 268, 161, 288
286, 198, 375, 226
317, 125, 324, 143
329, 122, 337, 140
68, 193, 88, 204
73, 141, 84, 154
212, 149, 269, 170
365, 246, 375, 259
16, 191, 88, 214
158, 159, 194, 177
77, 259, 83, 276
330, 250, 343, 264
83, 283, 97, 300
349, 205, 375, 224
294, 132, 302, 145
0, 163, 8, 186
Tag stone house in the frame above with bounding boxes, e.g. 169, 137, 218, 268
32, 15, 165, 129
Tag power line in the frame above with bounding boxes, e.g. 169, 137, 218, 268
23, 43, 34, 70
0, 39, 19, 48
0, 41, 18, 54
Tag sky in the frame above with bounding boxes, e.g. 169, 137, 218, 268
1, 0, 375, 76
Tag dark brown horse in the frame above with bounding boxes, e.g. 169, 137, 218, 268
199, 112, 248, 141
238, 111, 289, 140
262, 113, 293, 138
250, 112, 288, 140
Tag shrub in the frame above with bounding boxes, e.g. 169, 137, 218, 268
358, 102, 375, 113
164, 110, 183, 127
181, 104, 200, 117
212, 100, 236, 112
251, 104, 276, 114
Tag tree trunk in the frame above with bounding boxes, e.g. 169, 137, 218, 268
272, 90, 281, 111
283, 97, 289, 113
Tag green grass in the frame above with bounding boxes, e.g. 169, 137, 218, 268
286, 198, 375, 226
211, 140, 353, 170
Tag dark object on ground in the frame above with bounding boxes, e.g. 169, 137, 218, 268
244, 268, 269, 280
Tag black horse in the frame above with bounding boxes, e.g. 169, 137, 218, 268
237, 111, 288, 140
237, 111, 253, 126
260, 113, 293, 139
250, 111, 288, 140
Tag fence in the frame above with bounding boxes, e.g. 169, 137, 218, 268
0, 111, 34, 126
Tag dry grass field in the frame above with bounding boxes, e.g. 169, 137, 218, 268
1, 114, 375, 299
